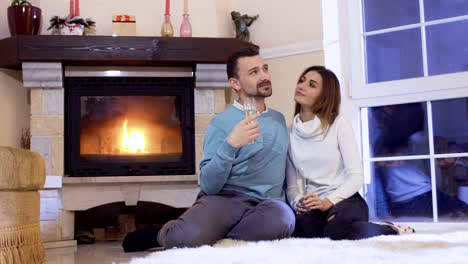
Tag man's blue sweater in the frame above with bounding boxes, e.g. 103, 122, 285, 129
199, 105, 289, 201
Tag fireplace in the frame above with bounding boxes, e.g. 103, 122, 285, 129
65, 68, 195, 177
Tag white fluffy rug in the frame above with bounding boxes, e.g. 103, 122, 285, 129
130, 231, 468, 264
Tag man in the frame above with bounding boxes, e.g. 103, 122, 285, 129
122, 46, 294, 252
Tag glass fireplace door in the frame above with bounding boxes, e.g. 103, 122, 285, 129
65, 74, 195, 177
80, 96, 183, 162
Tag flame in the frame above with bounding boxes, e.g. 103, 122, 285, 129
121, 119, 145, 154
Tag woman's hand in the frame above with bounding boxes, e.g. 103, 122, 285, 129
301, 193, 333, 212
295, 198, 309, 214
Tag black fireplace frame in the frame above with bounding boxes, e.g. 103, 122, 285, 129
64, 74, 195, 177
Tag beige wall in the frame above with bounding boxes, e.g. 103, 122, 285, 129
1, 0, 322, 42
230, 0, 325, 125
215, 0, 235, 37
231, 0, 323, 48
0, 70, 29, 147
1, 0, 232, 37
0, 2, 26, 147
0, 0, 233, 147
34, 0, 229, 37
266, 52, 324, 126
1, 1, 32, 147
0, 0, 326, 145
0, 0, 12, 39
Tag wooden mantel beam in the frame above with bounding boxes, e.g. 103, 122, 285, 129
0, 36, 255, 70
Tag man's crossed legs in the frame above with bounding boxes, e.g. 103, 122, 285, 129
123, 191, 295, 251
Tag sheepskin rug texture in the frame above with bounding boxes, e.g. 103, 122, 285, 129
129, 231, 468, 264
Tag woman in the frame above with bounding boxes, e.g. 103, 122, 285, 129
286, 66, 414, 240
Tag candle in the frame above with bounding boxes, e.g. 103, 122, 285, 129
75, 0, 80, 17
165, 0, 170, 15
184, 0, 188, 14
74, 0, 80, 17
70, 0, 75, 17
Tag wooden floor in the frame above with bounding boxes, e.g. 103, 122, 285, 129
45, 242, 157, 264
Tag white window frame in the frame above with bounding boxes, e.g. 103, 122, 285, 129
348, 0, 468, 101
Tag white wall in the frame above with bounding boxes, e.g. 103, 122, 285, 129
320, 0, 361, 142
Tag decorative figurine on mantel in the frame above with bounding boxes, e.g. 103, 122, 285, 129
47, 0, 95, 35
231, 11, 259, 42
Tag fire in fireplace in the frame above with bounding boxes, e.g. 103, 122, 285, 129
80, 96, 183, 157
65, 68, 195, 177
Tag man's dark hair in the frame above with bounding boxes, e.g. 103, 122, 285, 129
226, 46, 260, 79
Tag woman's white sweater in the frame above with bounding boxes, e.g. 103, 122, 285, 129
286, 114, 364, 209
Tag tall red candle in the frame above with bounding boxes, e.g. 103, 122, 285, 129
165, 0, 170, 15
75, 0, 80, 17
70, 0, 75, 17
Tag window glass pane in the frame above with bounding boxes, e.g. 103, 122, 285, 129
366, 29, 424, 83
435, 158, 468, 222
369, 159, 433, 221
432, 97, 468, 154
367, 102, 429, 158
363, 0, 420, 32
426, 20, 468, 76
424, 0, 468, 21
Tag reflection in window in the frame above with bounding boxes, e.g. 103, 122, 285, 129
432, 98, 468, 152
367, 102, 429, 158
371, 160, 433, 219
364, 98, 468, 222
436, 157, 468, 222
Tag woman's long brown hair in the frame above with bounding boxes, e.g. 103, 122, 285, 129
294, 66, 341, 129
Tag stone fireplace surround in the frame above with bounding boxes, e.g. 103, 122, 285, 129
0, 36, 253, 247
29, 63, 222, 247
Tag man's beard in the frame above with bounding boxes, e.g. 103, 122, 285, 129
252, 80, 272, 97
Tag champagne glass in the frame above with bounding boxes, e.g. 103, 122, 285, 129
244, 97, 258, 118
244, 97, 258, 144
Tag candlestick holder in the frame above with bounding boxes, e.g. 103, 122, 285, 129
179, 14, 192, 37
161, 14, 174, 37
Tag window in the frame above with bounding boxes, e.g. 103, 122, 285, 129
361, 98, 468, 222
342, 0, 468, 222
348, 0, 468, 99
347, 1, 468, 222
